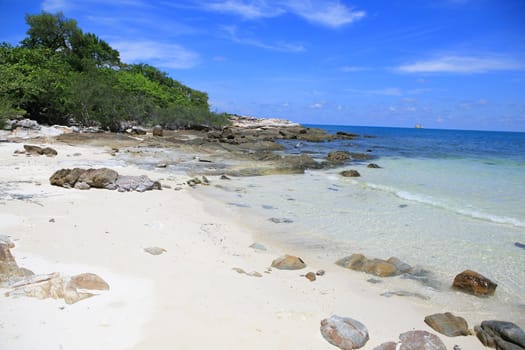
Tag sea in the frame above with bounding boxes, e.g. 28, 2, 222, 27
197, 125, 525, 324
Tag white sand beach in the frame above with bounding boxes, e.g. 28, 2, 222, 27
0, 140, 491, 349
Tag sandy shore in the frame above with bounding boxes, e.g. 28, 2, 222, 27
0, 140, 485, 349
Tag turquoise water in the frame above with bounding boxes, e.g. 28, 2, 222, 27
202, 125, 525, 324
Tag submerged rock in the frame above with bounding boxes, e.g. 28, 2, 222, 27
475, 320, 525, 350
271, 255, 306, 270
320, 315, 369, 349
336, 253, 411, 277
374, 330, 446, 350
424, 312, 470, 337
452, 270, 497, 296
340, 170, 361, 177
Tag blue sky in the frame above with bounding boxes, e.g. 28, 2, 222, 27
1, 0, 525, 131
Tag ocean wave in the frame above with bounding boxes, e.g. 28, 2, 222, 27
363, 182, 525, 228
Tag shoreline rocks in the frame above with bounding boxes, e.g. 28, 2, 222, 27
336, 253, 412, 277
50, 168, 161, 192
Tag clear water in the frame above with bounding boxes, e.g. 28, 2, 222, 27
200, 125, 525, 325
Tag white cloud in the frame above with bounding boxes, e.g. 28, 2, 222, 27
205, 0, 284, 19
203, 1, 365, 28
284, 0, 365, 28
398, 55, 524, 74
369, 88, 402, 96
220, 25, 305, 52
111, 40, 200, 69
340, 66, 367, 72
42, 0, 71, 12
310, 103, 323, 109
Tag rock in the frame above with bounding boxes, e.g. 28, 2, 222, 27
424, 312, 470, 337
220, 175, 231, 180
316, 269, 325, 276
367, 163, 381, 168
232, 267, 263, 278
336, 131, 359, 139
515, 242, 525, 250
340, 170, 361, 177
116, 175, 161, 192
268, 217, 293, 224
375, 330, 447, 350
0, 236, 35, 287
320, 315, 369, 349
64, 272, 110, 304
380, 290, 429, 300
22, 145, 58, 156
305, 272, 316, 281
249, 242, 267, 251
152, 125, 163, 136
11, 118, 41, 130
131, 126, 147, 135
349, 153, 373, 161
452, 270, 497, 296
271, 255, 306, 270
475, 320, 525, 350
78, 168, 119, 189
50, 168, 86, 188
336, 254, 402, 277
386, 257, 413, 274
144, 247, 167, 255
155, 162, 168, 168
327, 151, 351, 162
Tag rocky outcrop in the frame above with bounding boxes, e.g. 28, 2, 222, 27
452, 270, 497, 296
340, 170, 361, 177
475, 321, 525, 350
50, 168, 161, 192
0, 236, 34, 287
424, 312, 470, 337
320, 315, 369, 349
271, 255, 306, 270
336, 254, 412, 277
374, 330, 446, 350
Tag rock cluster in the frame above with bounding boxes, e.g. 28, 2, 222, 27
320, 315, 369, 350
452, 269, 497, 296
50, 168, 161, 192
15, 144, 58, 156
336, 254, 412, 277
1, 236, 108, 304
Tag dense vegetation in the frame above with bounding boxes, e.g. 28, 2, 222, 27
0, 12, 230, 130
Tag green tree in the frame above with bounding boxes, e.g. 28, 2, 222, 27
21, 12, 80, 53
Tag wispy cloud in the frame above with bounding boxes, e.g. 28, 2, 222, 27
397, 55, 524, 74
221, 25, 305, 52
339, 66, 368, 72
202, 0, 365, 28
111, 40, 200, 69
204, 0, 284, 19
368, 88, 402, 96
284, 0, 365, 28
42, 0, 71, 12
43, 0, 150, 12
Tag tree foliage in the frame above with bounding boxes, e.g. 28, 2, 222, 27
1, 12, 230, 129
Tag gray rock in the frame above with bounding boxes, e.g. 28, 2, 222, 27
367, 163, 381, 168
249, 242, 267, 251
320, 315, 369, 349
380, 290, 429, 300
152, 125, 163, 136
424, 312, 470, 337
475, 320, 525, 350
340, 170, 361, 177
144, 247, 167, 255
116, 175, 161, 192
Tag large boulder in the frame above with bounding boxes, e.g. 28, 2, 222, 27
374, 330, 446, 350
475, 320, 525, 350
452, 270, 497, 296
336, 253, 410, 277
152, 125, 163, 137
424, 312, 470, 337
50, 168, 86, 188
271, 255, 306, 270
320, 315, 369, 349
77, 168, 119, 189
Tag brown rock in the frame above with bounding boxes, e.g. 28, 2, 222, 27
424, 312, 470, 337
335, 254, 399, 277
327, 151, 351, 162
373, 342, 397, 350
305, 272, 316, 281
152, 125, 163, 136
69, 273, 110, 290
452, 270, 497, 296
0, 236, 35, 287
398, 330, 447, 350
23, 145, 57, 156
340, 170, 361, 177
320, 315, 369, 349
50, 168, 86, 188
77, 168, 119, 189
271, 255, 306, 270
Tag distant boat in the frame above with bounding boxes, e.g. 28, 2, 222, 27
414, 124, 423, 129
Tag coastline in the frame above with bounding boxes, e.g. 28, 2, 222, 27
0, 131, 518, 349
